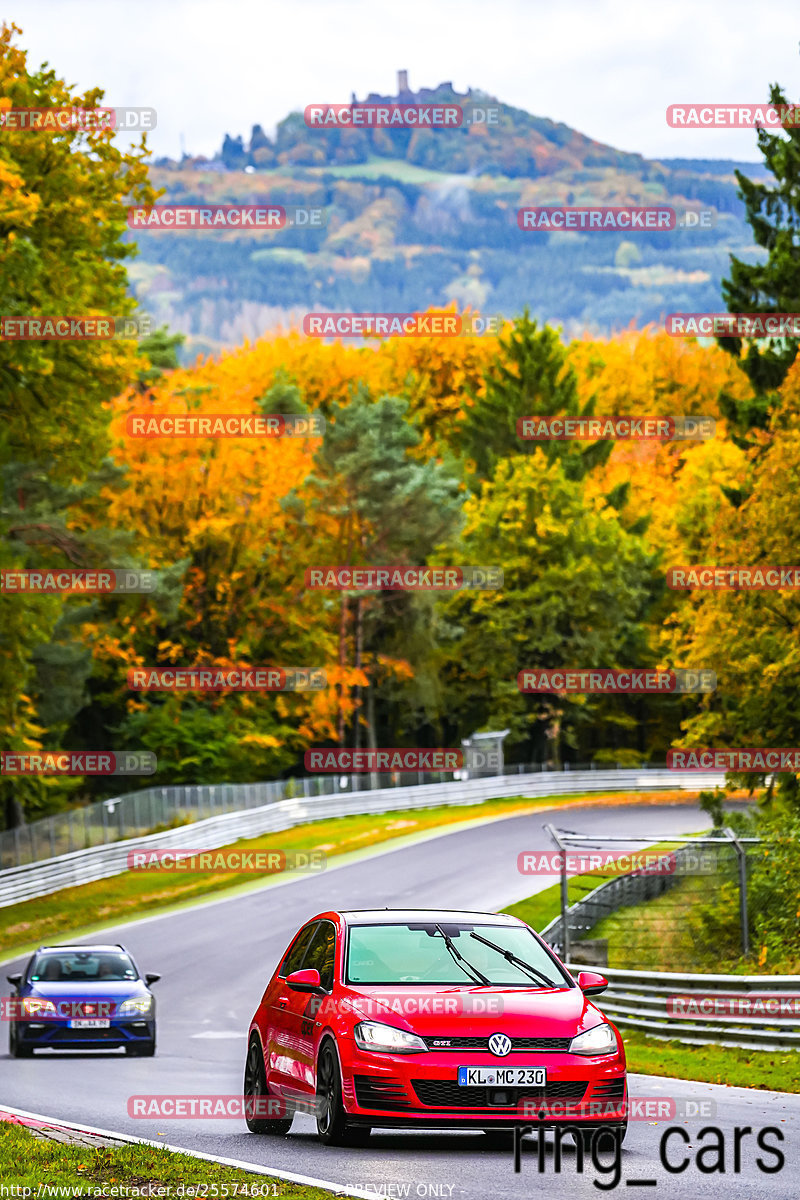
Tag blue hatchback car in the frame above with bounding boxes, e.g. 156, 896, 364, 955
6, 944, 159, 1057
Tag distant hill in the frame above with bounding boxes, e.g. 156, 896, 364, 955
136, 75, 762, 359
203, 78, 651, 179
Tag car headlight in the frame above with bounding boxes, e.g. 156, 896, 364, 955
118, 997, 153, 1016
569, 1022, 618, 1056
353, 1021, 428, 1054
23, 998, 56, 1017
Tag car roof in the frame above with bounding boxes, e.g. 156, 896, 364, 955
36, 944, 129, 953
338, 909, 524, 926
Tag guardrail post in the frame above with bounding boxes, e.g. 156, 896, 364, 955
724, 826, 750, 958
545, 823, 570, 962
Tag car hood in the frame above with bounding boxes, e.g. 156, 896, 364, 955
340, 985, 606, 1037
25, 981, 148, 999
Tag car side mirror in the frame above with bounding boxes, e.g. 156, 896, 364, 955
145, 973, 161, 985
286, 968, 324, 994
577, 970, 608, 996
6, 974, 21, 989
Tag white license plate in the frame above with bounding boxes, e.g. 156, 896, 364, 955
68, 1019, 110, 1028
457, 1066, 546, 1087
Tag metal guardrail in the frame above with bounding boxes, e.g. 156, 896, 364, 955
0, 776, 313, 869
0, 759, 722, 871
569, 964, 800, 1052
0, 767, 724, 907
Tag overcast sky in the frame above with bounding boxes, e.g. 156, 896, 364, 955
11, 0, 798, 163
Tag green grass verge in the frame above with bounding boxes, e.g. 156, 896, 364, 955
0, 1121, 332, 1198
0, 790, 700, 963
620, 1027, 800, 1093
589, 876, 719, 972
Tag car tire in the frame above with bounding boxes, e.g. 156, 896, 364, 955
9, 1024, 33, 1058
315, 1040, 370, 1146
126, 1040, 156, 1057
244, 1036, 292, 1136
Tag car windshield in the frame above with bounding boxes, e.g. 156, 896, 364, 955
346, 922, 571, 987
30, 951, 138, 984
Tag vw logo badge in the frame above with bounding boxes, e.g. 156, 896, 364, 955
488, 1032, 512, 1057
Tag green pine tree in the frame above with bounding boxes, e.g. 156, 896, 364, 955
718, 81, 800, 436
459, 310, 613, 483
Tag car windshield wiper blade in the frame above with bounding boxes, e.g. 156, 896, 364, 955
469, 931, 555, 987
433, 923, 491, 986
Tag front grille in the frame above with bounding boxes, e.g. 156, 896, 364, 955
423, 1035, 572, 1052
412, 1079, 589, 1108
51, 1027, 120, 1042
354, 1075, 409, 1111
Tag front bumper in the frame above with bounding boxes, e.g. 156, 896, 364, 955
341, 1047, 627, 1128
15, 1019, 155, 1050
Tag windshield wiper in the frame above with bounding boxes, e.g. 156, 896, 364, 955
433, 923, 491, 986
469, 931, 556, 987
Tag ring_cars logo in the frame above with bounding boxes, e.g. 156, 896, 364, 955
488, 1033, 512, 1056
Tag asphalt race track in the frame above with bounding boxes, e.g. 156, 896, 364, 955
3, 801, 799, 1198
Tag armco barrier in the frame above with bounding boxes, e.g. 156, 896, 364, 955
0, 768, 724, 907
567, 964, 800, 1052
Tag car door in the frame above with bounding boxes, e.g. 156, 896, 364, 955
264, 922, 318, 1094
288, 920, 337, 1094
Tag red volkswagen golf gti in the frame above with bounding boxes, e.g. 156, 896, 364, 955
244, 909, 627, 1147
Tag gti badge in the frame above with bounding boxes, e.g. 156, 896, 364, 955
488, 1033, 512, 1057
